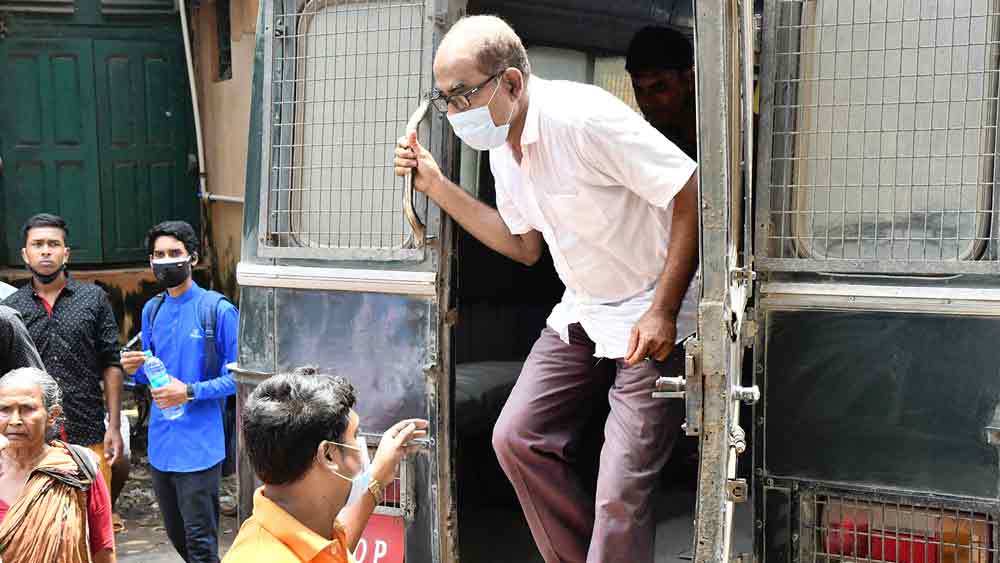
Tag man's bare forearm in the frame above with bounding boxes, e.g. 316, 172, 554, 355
425, 175, 542, 265
103, 367, 123, 430
652, 175, 700, 318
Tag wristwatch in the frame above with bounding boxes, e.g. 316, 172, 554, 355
367, 478, 385, 504
185, 384, 196, 401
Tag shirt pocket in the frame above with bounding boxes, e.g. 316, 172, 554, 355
547, 190, 611, 236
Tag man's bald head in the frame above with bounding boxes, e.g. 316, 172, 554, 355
436, 15, 531, 83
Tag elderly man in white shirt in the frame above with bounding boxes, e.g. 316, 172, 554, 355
395, 15, 699, 563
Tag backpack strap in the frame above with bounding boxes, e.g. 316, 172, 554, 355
64, 443, 97, 490
145, 292, 168, 356
196, 290, 232, 382
194, 291, 239, 477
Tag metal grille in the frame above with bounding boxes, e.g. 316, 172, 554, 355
761, 0, 1000, 269
366, 440, 415, 519
804, 493, 995, 563
264, 0, 427, 255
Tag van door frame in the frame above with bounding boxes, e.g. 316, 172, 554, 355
691, 1, 758, 563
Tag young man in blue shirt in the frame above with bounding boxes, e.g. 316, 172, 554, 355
121, 221, 238, 563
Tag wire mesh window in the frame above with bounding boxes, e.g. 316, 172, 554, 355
761, 0, 1000, 269
594, 56, 642, 113
803, 493, 995, 563
262, 0, 428, 257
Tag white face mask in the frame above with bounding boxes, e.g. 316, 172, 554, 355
447, 77, 515, 151
330, 437, 371, 507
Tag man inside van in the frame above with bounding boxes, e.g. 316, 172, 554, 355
120, 221, 238, 563
626, 25, 698, 161
394, 15, 698, 563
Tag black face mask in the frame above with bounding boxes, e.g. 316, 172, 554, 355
28, 263, 64, 285
152, 257, 193, 289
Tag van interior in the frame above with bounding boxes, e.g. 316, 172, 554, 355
447, 2, 753, 560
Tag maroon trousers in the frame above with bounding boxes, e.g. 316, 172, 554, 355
492, 324, 684, 563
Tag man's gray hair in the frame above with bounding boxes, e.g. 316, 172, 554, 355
450, 15, 531, 78
0, 367, 62, 412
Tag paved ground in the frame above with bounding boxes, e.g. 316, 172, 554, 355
114, 458, 237, 562
117, 480, 751, 562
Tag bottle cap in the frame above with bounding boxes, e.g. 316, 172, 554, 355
143, 350, 152, 358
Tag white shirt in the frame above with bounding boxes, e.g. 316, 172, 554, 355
489, 77, 699, 359
0, 282, 15, 301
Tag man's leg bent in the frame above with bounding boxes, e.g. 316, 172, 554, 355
492, 324, 611, 563
587, 351, 685, 563
151, 467, 190, 561
174, 463, 222, 563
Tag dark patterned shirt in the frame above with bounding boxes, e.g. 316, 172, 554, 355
2, 277, 121, 445
0, 305, 44, 375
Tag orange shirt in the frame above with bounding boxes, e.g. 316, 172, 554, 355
223, 488, 357, 563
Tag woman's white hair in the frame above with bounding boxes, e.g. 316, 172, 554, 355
0, 367, 62, 413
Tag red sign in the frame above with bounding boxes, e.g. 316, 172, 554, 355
353, 514, 405, 563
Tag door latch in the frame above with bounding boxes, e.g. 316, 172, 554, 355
653, 337, 703, 437
727, 478, 749, 503
653, 376, 685, 399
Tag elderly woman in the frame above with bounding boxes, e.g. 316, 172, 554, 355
0, 367, 115, 563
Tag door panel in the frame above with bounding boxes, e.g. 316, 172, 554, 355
0, 38, 102, 263
94, 39, 197, 262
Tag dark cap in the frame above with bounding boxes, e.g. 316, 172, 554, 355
626, 26, 694, 74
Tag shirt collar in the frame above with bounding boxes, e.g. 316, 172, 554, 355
30, 272, 77, 299
520, 76, 545, 147
165, 280, 201, 305
252, 488, 345, 562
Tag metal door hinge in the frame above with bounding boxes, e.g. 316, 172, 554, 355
432, 9, 449, 27
732, 385, 760, 405
740, 312, 758, 348
727, 478, 749, 503
730, 266, 756, 286
444, 308, 459, 327
986, 426, 1000, 446
730, 425, 746, 454
273, 17, 287, 37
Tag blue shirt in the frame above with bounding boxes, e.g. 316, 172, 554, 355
135, 281, 238, 472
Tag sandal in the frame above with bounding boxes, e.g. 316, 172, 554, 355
112, 513, 126, 534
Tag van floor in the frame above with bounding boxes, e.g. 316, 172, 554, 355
458, 482, 754, 563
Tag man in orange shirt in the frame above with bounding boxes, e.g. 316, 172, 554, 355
223, 367, 426, 563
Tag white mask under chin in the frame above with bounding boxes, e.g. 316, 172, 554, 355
447, 78, 514, 151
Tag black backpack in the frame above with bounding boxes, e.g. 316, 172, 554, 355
146, 290, 238, 476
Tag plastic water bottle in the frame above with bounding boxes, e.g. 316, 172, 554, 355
143, 351, 184, 420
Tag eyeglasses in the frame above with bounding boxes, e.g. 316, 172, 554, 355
428, 72, 502, 113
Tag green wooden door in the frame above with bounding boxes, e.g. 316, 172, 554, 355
0, 38, 104, 263
94, 39, 198, 262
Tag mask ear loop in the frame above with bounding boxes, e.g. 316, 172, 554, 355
327, 441, 363, 482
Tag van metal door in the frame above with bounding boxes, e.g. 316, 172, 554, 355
235, 2, 465, 562
685, 2, 759, 563
751, 2, 1000, 563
